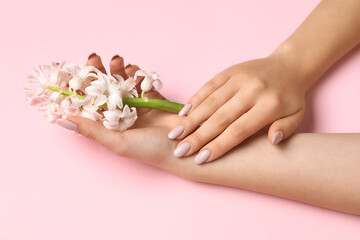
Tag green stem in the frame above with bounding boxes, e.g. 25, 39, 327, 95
47, 85, 184, 114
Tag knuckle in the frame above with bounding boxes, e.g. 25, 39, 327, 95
209, 139, 221, 151
204, 80, 216, 90
212, 72, 226, 82
205, 95, 218, 108
229, 125, 245, 138
261, 92, 282, 112
213, 111, 229, 128
85, 129, 97, 141
190, 93, 202, 104
190, 132, 205, 146
268, 94, 282, 109
190, 90, 207, 105
251, 77, 266, 92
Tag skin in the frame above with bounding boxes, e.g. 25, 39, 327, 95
170, 0, 360, 164
64, 54, 360, 215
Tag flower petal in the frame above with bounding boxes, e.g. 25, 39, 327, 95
103, 121, 119, 130
122, 105, 131, 117
103, 110, 122, 123
153, 79, 163, 91
85, 85, 102, 96
94, 95, 107, 107
150, 72, 159, 79
81, 110, 102, 121
141, 77, 153, 92
108, 92, 123, 110
113, 74, 125, 83
134, 70, 148, 79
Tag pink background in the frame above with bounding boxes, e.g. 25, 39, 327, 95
1, 0, 360, 239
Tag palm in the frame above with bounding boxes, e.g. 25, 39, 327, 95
120, 93, 181, 163
84, 54, 182, 163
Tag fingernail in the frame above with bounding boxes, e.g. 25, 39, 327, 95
173, 142, 191, 158
125, 63, 132, 68
194, 149, 211, 164
178, 103, 192, 116
111, 54, 121, 61
272, 131, 283, 145
168, 125, 185, 139
56, 119, 78, 132
88, 52, 97, 59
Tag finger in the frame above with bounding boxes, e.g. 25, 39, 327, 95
178, 72, 229, 116
172, 91, 253, 157
58, 117, 128, 155
110, 55, 128, 79
86, 53, 107, 74
125, 64, 166, 100
126, 64, 144, 86
169, 80, 238, 140
194, 103, 276, 164
268, 108, 305, 145
125, 64, 140, 78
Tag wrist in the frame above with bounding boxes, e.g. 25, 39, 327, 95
269, 41, 320, 92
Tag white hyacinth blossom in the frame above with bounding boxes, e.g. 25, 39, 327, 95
25, 60, 161, 132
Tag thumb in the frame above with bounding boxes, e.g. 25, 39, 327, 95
56, 117, 125, 154
268, 108, 304, 145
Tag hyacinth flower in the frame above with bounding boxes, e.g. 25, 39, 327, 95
134, 70, 163, 99
25, 61, 184, 132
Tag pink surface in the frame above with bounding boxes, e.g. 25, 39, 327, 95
1, 0, 360, 239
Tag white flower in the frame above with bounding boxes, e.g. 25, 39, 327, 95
103, 105, 137, 132
25, 61, 144, 131
27, 69, 48, 85
45, 102, 63, 123
61, 95, 103, 121
65, 64, 98, 91
134, 70, 162, 92
31, 91, 63, 123
113, 74, 138, 98
27, 61, 70, 88
24, 86, 46, 104
85, 73, 123, 111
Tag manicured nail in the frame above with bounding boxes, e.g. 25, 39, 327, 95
125, 63, 132, 68
173, 142, 191, 158
111, 54, 121, 61
88, 52, 97, 59
194, 149, 210, 164
168, 125, 185, 139
178, 103, 192, 116
272, 131, 283, 145
56, 119, 78, 132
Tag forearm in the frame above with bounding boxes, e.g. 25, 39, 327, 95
164, 133, 360, 215
271, 0, 360, 91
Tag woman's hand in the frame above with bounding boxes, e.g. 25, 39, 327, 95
168, 54, 307, 164
55, 54, 360, 215
58, 54, 193, 178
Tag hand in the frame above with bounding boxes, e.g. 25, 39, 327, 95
60, 54, 192, 178
168, 55, 306, 164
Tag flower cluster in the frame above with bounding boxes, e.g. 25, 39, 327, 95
24, 61, 162, 131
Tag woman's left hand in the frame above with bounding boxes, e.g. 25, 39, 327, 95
168, 55, 307, 164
